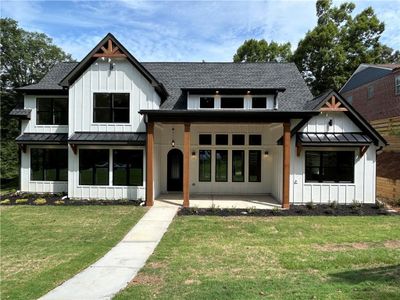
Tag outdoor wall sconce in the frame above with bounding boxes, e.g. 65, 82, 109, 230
192, 151, 196, 157
264, 151, 269, 157
171, 127, 175, 147
171, 140, 175, 147
328, 119, 333, 126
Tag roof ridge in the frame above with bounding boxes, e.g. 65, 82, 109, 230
142, 61, 295, 65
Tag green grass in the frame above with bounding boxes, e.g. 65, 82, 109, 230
0, 205, 146, 300
116, 216, 400, 300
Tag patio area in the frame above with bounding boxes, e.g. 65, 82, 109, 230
154, 193, 281, 209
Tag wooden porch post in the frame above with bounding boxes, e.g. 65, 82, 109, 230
282, 122, 290, 209
146, 122, 154, 207
183, 123, 191, 207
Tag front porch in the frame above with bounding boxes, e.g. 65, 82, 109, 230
154, 193, 281, 209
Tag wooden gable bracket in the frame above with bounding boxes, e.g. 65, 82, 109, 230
19, 144, 27, 153
92, 39, 127, 58
70, 144, 78, 155
320, 95, 348, 112
359, 145, 369, 157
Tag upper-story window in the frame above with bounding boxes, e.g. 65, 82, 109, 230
252, 97, 266, 108
200, 97, 214, 108
93, 93, 129, 123
220, 97, 244, 108
367, 85, 374, 99
37, 98, 68, 125
395, 76, 400, 95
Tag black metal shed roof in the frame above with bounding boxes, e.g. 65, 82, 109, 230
16, 133, 68, 144
297, 132, 372, 146
68, 132, 146, 145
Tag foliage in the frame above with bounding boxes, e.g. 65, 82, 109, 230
0, 199, 11, 205
233, 39, 292, 62
15, 198, 28, 204
0, 206, 145, 299
54, 200, 65, 205
0, 18, 74, 180
292, 0, 400, 94
33, 198, 47, 205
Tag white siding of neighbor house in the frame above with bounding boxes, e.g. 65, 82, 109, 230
68, 58, 161, 135
290, 111, 376, 204
20, 145, 68, 193
68, 145, 146, 200
21, 95, 68, 133
187, 94, 275, 109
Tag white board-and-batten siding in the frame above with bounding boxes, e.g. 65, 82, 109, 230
290, 112, 377, 204
68, 58, 161, 134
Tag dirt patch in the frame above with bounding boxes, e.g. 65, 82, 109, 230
184, 279, 201, 285
130, 273, 164, 286
315, 240, 400, 252
147, 261, 167, 269
384, 240, 400, 249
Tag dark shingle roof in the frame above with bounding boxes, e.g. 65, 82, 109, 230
16, 133, 68, 144
17, 62, 78, 91
340, 67, 392, 93
9, 108, 31, 119
69, 132, 146, 145
142, 62, 313, 110
17, 61, 313, 111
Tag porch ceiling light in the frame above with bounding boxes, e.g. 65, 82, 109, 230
264, 150, 269, 157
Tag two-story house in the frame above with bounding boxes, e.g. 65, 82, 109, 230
341, 64, 400, 202
10, 34, 386, 208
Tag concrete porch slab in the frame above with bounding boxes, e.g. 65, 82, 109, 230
155, 193, 281, 209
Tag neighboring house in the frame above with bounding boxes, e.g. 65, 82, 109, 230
341, 64, 400, 202
10, 34, 386, 208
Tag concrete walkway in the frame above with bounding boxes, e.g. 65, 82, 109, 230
40, 206, 178, 300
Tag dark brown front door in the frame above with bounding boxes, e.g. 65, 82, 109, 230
167, 149, 183, 191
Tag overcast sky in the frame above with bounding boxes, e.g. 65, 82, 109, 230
2, 0, 399, 61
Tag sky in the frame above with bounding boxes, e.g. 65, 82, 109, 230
1, 0, 400, 62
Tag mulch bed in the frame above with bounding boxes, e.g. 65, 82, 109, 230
179, 204, 399, 217
0, 192, 143, 206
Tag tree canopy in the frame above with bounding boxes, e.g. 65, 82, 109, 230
0, 18, 74, 179
233, 39, 292, 63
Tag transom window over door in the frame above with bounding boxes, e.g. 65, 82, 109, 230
305, 151, 355, 183
93, 93, 129, 123
37, 98, 68, 125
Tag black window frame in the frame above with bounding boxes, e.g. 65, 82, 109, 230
252, 97, 267, 109
31, 148, 68, 181
305, 151, 355, 183
232, 150, 245, 182
220, 97, 244, 109
199, 134, 212, 145
200, 97, 214, 109
79, 149, 110, 185
93, 93, 130, 123
215, 150, 228, 182
113, 150, 143, 186
36, 98, 68, 125
248, 150, 261, 182
199, 150, 212, 182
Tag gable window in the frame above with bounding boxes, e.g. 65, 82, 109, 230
79, 149, 109, 185
37, 98, 68, 125
232, 134, 245, 145
305, 151, 354, 183
31, 148, 68, 181
93, 93, 129, 123
199, 134, 212, 145
232, 150, 245, 182
248, 150, 261, 182
396, 76, 400, 95
215, 150, 228, 182
113, 150, 143, 186
249, 134, 262, 145
220, 97, 244, 109
367, 85, 374, 99
200, 97, 214, 108
252, 97, 266, 109
199, 150, 211, 182
216, 134, 228, 145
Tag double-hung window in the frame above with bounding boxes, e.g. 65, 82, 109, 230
31, 149, 68, 181
37, 98, 68, 125
113, 150, 143, 186
200, 97, 214, 108
93, 93, 129, 123
79, 149, 109, 185
220, 97, 244, 108
305, 151, 355, 183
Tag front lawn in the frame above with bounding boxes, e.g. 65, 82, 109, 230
116, 216, 400, 299
0, 206, 146, 300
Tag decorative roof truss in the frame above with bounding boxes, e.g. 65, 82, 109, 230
93, 39, 126, 58
320, 95, 348, 112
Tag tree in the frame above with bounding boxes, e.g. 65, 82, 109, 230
293, 0, 400, 95
0, 18, 74, 180
233, 39, 292, 63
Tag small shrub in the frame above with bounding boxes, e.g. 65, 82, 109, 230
0, 199, 11, 205
306, 201, 315, 210
351, 200, 362, 210
34, 198, 47, 205
329, 201, 338, 209
54, 200, 64, 205
272, 207, 281, 215
16, 199, 28, 204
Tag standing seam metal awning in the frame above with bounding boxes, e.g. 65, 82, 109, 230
68, 132, 146, 145
15, 133, 68, 144
297, 132, 372, 146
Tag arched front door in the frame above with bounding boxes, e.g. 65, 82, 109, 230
167, 149, 183, 191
